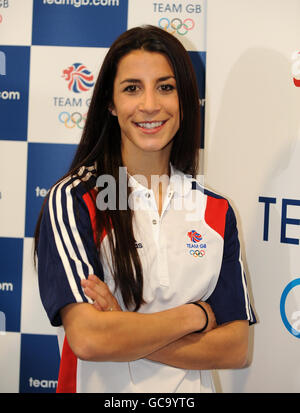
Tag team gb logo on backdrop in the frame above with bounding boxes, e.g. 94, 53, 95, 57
291, 51, 300, 87
62, 63, 94, 93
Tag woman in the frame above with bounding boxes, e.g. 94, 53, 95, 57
35, 25, 256, 393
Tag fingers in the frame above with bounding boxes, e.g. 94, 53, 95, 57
81, 274, 121, 312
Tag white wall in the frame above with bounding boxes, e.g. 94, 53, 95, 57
205, 0, 300, 392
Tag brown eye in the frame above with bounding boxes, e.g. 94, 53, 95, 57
159, 84, 176, 92
124, 85, 139, 93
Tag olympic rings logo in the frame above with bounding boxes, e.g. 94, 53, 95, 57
280, 278, 300, 338
58, 111, 87, 129
158, 18, 195, 36
189, 249, 205, 258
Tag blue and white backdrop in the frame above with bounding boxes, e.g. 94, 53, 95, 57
1, 0, 300, 394
0, 0, 206, 393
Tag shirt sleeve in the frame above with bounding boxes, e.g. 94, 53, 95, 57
37, 176, 104, 327
206, 203, 256, 325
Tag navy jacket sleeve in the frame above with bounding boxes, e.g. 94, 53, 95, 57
207, 203, 256, 325
37, 175, 104, 327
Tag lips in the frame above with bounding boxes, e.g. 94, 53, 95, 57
135, 120, 166, 128
134, 120, 167, 132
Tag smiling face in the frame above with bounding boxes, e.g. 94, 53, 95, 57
110, 50, 180, 165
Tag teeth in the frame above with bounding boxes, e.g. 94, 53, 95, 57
137, 121, 164, 129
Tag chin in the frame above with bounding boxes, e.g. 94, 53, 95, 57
141, 137, 174, 152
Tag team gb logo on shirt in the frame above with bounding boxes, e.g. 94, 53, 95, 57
187, 230, 202, 243
187, 230, 207, 257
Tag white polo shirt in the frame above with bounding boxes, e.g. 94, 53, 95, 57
38, 164, 256, 393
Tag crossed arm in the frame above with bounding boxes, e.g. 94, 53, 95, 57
60, 275, 249, 370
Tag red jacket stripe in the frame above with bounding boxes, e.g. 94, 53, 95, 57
205, 195, 228, 239
56, 336, 77, 393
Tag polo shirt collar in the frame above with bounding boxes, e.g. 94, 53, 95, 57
128, 164, 192, 198
169, 164, 193, 198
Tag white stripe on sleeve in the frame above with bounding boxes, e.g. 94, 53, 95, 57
49, 174, 95, 303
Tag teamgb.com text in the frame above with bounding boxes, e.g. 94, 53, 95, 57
42, 0, 119, 7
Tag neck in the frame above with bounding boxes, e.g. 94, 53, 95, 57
122, 149, 172, 189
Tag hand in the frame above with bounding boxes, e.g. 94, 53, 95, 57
81, 274, 122, 312
194, 301, 217, 333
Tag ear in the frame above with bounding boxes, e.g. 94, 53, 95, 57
108, 103, 117, 117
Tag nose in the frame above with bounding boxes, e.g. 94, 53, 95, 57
139, 89, 161, 113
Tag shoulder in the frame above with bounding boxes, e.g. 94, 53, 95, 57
48, 164, 97, 203
190, 177, 226, 200
41, 164, 98, 230
39, 165, 99, 247
191, 178, 236, 239
171, 165, 228, 202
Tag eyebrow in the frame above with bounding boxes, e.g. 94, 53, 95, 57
119, 75, 175, 85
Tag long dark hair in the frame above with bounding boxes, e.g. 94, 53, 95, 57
35, 25, 201, 311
